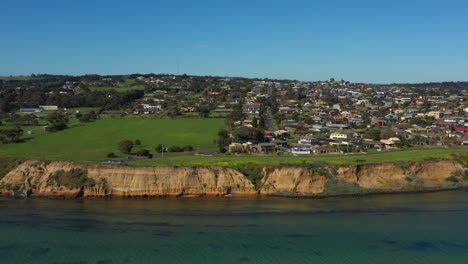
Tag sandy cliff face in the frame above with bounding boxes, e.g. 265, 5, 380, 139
261, 160, 466, 195
0, 160, 465, 197
261, 167, 328, 194
0, 160, 257, 197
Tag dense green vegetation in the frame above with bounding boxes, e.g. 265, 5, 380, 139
89, 85, 145, 92
0, 118, 226, 161
133, 149, 468, 167
0, 157, 24, 179
48, 168, 94, 188
0, 76, 42, 81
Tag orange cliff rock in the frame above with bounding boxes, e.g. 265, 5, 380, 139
0, 160, 257, 197
260, 160, 466, 195
0, 160, 465, 198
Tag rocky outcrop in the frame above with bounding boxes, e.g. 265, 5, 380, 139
0, 159, 465, 198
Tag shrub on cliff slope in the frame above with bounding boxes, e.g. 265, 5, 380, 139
234, 163, 263, 188
48, 168, 95, 189
445, 176, 459, 183
0, 158, 24, 180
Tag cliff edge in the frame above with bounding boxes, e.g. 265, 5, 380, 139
0, 159, 466, 198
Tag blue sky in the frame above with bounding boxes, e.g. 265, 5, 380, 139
1, 0, 467, 83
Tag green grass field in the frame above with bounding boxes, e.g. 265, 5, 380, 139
0, 118, 226, 161
132, 148, 468, 167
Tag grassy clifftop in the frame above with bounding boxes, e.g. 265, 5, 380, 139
132, 148, 468, 167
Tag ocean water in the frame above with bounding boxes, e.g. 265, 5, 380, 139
1, 191, 468, 264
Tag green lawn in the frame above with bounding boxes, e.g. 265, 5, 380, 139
89, 85, 145, 92
132, 148, 468, 167
0, 118, 226, 161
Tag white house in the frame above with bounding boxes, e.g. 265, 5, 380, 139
330, 132, 353, 140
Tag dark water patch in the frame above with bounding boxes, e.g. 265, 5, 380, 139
0, 243, 17, 251
284, 233, 309, 238
152, 231, 175, 237
116, 221, 183, 228
438, 240, 468, 249
96, 259, 113, 264
313, 250, 324, 256
268, 245, 281, 250
195, 231, 207, 235
0, 220, 22, 225
159, 244, 172, 248
48, 218, 107, 233
50, 261, 87, 264
205, 224, 258, 228
367, 244, 378, 250
62, 222, 101, 233
123, 256, 133, 263
239, 257, 250, 262
31, 247, 50, 256
165, 208, 468, 218
382, 239, 398, 245
241, 243, 248, 249
407, 241, 438, 251
207, 243, 219, 251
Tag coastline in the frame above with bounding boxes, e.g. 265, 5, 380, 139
0, 158, 466, 199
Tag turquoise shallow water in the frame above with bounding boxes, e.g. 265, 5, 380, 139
1, 191, 468, 264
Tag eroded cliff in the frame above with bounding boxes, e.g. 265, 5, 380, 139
0, 159, 466, 197
0, 160, 257, 197
261, 160, 466, 196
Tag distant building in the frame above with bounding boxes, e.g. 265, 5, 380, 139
330, 132, 353, 140
19, 108, 43, 113
39, 105, 58, 111
291, 146, 311, 155
257, 143, 275, 153
311, 146, 338, 154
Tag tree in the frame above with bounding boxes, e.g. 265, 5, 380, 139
217, 129, 230, 151
182, 145, 194, 151
380, 129, 395, 140
230, 103, 244, 121
365, 128, 381, 141
136, 149, 150, 156
155, 144, 166, 153
46, 111, 68, 131
233, 127, 265, 143
134, 139, 141, 145
252, 117, 258, 128
0, 127, 23, 143
118, 140, 133, 154
198, 107, 210, 118
168, 146, 183, 152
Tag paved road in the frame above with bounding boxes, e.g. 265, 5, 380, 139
265, 85, 276, 132
143, 147, 466, 160
266, 106, 276, 132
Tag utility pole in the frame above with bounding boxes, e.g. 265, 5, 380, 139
161, 144, 165, 158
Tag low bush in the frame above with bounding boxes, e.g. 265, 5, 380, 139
445, 176, 459, 183
234, 163, 263, 188
136, 149, 150, 156
48, 168, 95, 188
168, 146, 183, 152
182, 145, 194, 151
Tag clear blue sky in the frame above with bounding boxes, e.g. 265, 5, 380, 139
1, 0, 467, 83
